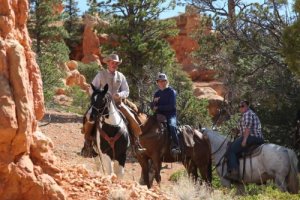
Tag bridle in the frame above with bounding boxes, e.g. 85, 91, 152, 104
91, 91, 111, 121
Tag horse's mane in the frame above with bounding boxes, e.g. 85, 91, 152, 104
203, 129, 228, 143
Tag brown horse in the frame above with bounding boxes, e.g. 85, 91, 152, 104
133, 112, 212, 188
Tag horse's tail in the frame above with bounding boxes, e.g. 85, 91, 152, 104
286, 149, 299, 194
207, 151, 213, 184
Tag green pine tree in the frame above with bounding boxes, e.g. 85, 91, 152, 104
90, 0, 211, 125
28, 0, 70, 104
86, 0, 100, 15
190, 0, 300, 150
282, 0, 300, 77
63, 0, 83, 59
98, 0, 178, 101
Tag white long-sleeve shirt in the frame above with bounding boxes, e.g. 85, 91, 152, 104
90, 69, 129, 99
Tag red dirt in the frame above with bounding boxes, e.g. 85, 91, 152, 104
39, 110, 185, 199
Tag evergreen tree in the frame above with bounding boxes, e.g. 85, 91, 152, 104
64, 0, 83, 59
282, 0, 300, 77
92, 1, 211, 125
28, 0, 70, 104
87, 0, 100, 15
188, 0, 300, 149
97, 0, 178, 103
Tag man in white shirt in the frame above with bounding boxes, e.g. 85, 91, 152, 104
82, 53, 145, 156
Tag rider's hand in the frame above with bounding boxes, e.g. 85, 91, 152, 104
113, 93, 120, 99
153, 97, 160, 102
241, 140, 247, 147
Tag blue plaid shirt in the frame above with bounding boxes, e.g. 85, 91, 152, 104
238, 109, 263, 138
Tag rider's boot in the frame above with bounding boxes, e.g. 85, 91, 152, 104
171, 145, 181, 155
83, 121, 94, 141
224, 168, 240, 181
81, 121, 97, 157
135, 137, 146, 154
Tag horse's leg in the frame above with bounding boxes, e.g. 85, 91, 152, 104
113, 152, 126, 179
152, 155, 162, 186
99, 153, 113, 175
113, 160, 125, 179
275, 175, 288, 192
235, 183, 246, 195
217, 168, 231, 188
137, 155, 151, 188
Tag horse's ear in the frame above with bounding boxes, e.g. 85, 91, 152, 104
90, 83, 96, 92
103, 84, 108, 94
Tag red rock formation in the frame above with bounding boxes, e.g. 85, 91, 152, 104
81, 14, 109, 65
0, 0, 66, 199
53, 60, 91, 106
65, 60, 89, 93
167, 10, 227, 116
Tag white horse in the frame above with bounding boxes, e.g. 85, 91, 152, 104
202, 128, 299, 194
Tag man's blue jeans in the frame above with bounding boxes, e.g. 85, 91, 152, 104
167, 116, 179, 148
227, 135, 264, 171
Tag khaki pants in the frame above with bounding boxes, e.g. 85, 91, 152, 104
118, 102, 142, 137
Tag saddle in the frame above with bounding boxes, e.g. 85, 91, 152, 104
179, 125, 195, 148
155, 114, 181, 152
156, 114, 168, 133
224, 143, 265, 181
238, 143, 264, 158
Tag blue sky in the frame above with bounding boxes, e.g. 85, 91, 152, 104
77, 1, 294, 19
77, 1, 185, 19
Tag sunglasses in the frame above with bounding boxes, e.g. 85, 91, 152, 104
157, 80, 166, 83
239, 105, 245, 108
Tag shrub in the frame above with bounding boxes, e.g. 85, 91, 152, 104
65, 85, 90, 114
77, 62, 101, 84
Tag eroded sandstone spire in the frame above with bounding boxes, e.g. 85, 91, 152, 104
0, 0, 66, 199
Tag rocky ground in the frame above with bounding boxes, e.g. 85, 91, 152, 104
39, 110, 185, 200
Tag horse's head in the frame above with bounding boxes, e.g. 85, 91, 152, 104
90, 83, 111, 120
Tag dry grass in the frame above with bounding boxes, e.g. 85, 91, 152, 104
164, 176, 234, 200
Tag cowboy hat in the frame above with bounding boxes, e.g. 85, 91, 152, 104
103, 53, 122, 65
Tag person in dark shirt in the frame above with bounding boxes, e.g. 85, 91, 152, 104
151, 73, 181, 155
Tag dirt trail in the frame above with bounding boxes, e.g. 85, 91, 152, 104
39, 110, 184, 199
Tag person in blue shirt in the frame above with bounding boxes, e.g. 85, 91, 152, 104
151, 73, 181, 155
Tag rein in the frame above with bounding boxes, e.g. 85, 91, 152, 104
203, 129, 232, 172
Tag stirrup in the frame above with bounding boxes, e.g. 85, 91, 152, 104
137, 148, 146, 153
171, 147, 181, 155
135, 145, 146, 153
